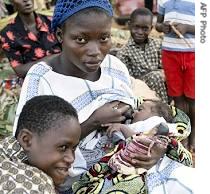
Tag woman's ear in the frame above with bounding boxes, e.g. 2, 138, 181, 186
56, 27, 64, 44
17, 129, 33, 151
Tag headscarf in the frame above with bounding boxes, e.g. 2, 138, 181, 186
52, 0, 113, 31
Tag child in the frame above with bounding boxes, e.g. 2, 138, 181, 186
0, 95, 81, 193
106, 100, 174, 140
155, 0, 195, 151
117, 8, 168, 103
104, 100, 181, 175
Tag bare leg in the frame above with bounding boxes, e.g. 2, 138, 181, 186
187, 97, 195, 152
173, 96, 189, 114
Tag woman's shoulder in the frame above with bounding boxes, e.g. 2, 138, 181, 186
103, 54, 128, 71
27, 61, 52, 76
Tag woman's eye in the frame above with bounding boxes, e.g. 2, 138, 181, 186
76, 37, 86, 43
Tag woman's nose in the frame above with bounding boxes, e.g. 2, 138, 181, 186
87, 41, 101, 56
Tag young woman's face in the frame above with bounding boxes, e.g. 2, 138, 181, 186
129, 15, 152, 44
27, 118, 81, 186
13, 0, 34, 14
60, 12, 112, 75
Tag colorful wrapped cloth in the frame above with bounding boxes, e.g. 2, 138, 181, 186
72, 105, 193, 194
72, 139, 194, 194
0, 60, 22, 136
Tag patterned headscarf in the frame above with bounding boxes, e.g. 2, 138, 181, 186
52, 0, 113, 31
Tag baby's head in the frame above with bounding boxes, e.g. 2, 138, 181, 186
132, 100, 173, 123
51, 0, 113, 75
129, 7, 153, 44
15, 95, 81, 187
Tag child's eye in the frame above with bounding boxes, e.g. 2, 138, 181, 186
59, 145, 68, 152
142, 27, 149, 31
76, 37, 87, 44
138, 107, 143, 111
100, 36, 110, 42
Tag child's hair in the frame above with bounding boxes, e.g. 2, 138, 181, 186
15, 95, 78, 138
146, 100, 173, 123
130, 7, 153, 23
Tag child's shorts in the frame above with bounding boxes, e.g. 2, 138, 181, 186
162, 50, 195, 99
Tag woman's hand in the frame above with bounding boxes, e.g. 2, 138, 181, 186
80, 101, 130, 139
127, 137, 167, 170
92, 101, 130, 126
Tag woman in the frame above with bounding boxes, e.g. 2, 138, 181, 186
13, 0, 193, 193
0, 0, 61, 78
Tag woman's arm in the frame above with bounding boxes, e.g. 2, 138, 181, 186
80, 101, 130, 139
125, 137, 167, 169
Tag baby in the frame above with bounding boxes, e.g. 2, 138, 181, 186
103, 100, 176, 175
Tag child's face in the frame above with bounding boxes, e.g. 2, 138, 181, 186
132, 101, 157, 123
60, 12, 112, 75
26, 118, 81, 186
129, 15, 152, 44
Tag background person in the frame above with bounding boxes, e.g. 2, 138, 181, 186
155, 0, 195, 151
0, 0, 61, 78
117, 8, 168, 103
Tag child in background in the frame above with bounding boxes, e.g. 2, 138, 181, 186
0, 95, 81, 193
155, 0, 195, 152
117, 8, 168, 103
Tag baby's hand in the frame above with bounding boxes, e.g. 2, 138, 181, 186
102, 123, 125, 137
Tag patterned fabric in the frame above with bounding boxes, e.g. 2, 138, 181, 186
72, 102, 193, 194
137, 98, 192, 166
117, 37, 168, 103
0, 13, 61, 69
73, 141, 147, 194
13, 54, 136, 180
158, 0, 195, 51
52, 0, 113, 31
108, 134, 169, 175
72, 141, 194, 194
0, 136, 56, 193
0, 78, 21, 136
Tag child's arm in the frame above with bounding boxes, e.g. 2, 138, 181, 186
155, 14, 171, 34
171, 23, 195, 35
102, 123, 135, 139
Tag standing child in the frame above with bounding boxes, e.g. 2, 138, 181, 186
0, 95, 81, 193
155, 0, 195, 151
117, 8, 168, 103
